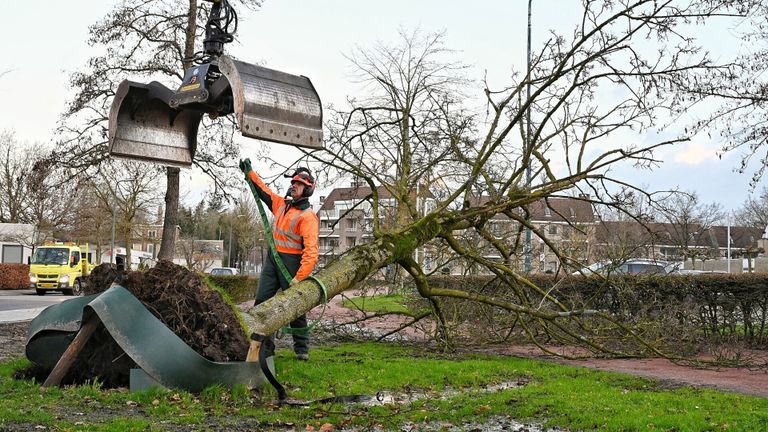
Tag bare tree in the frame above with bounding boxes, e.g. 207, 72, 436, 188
88, 162, 162, 266
654, 191, 724, 266
0, 130, 33, 223
246, 1, 758, 357
0, 130, 85, 243
56, 0, 261, 261
735, 187, 768, 231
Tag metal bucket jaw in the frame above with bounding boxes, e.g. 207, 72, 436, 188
218, 55, 323, 150
108, 55, 323, 167
109, 81, 202, 167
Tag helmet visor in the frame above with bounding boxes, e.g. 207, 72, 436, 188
291, 173, 314, 187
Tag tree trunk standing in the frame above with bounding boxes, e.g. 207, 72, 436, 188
159, 1, 195, 261
183, 0, 197, 70
159, 167, 180, 260
124, 229, 132, 269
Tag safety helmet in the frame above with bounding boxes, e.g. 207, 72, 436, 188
287, 167, 315, 198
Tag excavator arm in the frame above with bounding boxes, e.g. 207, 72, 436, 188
108, 0, 323, 167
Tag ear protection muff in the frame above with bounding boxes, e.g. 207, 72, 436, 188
285, 167, 315, 198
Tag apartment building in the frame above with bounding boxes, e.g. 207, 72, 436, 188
462, 196, 598, 274
317, 186, 596, 274
317, 185, 397, 268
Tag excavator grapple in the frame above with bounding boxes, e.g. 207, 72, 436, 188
109, 81, 203, 167
108, 0, 323, 167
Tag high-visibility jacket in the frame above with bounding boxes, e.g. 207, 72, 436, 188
248, 170, 319, 281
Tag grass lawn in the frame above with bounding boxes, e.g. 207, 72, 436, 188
341, 293, 423, 316
2, 342, 768, 431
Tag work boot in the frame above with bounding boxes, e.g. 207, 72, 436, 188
296, 353, 309, 361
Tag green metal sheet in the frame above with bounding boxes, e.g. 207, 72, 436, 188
26, 286, 268, 392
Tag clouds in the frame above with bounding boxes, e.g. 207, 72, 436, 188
672, 142, 721, 165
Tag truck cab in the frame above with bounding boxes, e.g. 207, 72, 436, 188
29, 242, 93, 296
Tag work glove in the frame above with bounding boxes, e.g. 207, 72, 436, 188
239, 158, 253, 174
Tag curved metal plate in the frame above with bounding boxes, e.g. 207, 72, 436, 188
26, 287, 267, 392
109, 80, 202, 167
219, 55, 324, 149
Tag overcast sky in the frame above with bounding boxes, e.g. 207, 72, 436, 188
0, 0, 763, 215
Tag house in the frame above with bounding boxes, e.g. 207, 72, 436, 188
317, 184, 435, 269
457, 195, 597, 274
0, 223, 36, 264
594, 220, 764, 271
173, 239, 224, 273
317, 186, 596, 274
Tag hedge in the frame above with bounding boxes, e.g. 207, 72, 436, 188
205, 274, 259, 304
0, 263, 30, 290
423, 273, 768, 347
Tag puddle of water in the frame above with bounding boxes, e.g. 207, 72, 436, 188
346, 381, 524, 407
342, 416, 561, 432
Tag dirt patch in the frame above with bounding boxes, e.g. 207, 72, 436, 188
18, 261, 248, 387
0, 321, 29, 363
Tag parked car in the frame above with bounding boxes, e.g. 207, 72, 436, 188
209, 267, 239, 276
573, 259, 673, 276
667, 269, 727, 275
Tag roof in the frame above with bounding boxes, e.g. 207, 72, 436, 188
472, 196, 595, 223
595, 221, 763, 249
318, 186, 395, 211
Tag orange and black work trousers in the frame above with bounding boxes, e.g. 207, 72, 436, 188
254, 251, 309, 357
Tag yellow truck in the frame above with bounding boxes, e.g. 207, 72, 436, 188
28, 242, 94, 296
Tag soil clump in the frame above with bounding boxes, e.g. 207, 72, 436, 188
22, 261, 249, 387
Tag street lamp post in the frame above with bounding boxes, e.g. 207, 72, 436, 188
523, 0, 534, 274
228, 224, 233, 267
110, 179, 132, 266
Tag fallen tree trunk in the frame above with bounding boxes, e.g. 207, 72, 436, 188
246, 214, 445, 336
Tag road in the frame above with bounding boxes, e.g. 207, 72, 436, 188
0, 290, 70, 323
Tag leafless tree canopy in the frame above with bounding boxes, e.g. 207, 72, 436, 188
248, 0, 764, 357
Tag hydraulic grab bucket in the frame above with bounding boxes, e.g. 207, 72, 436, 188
218, 56, 323, 149
109, 81, 203, 167
108, 55, 323, 167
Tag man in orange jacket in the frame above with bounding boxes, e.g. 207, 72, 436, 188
240, 159, 319, 360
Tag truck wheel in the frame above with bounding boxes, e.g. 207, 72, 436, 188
72, 280, 83, 296
36, 289, 45, 296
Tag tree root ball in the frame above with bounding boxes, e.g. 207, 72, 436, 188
43, 260, 250, 387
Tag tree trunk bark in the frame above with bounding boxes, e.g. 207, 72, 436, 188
159, 167, 180, 260
246, 214, 444, 336
156, 1, 194, 261
183, 0, 197, 69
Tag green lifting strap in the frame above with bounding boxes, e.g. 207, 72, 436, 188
243, 169, 328, 335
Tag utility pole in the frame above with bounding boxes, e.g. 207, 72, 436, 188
524, 0, 534, 274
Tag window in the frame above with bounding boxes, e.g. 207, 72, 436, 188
544, 207, 551, 217
1, 245, 23, 263
70, 251, 80, 266
320, 238, 339, 248
148, 244, 155, 255
148, 230, 157, 238
569, 208, 576, 218
548, 225, 558, 235
347, 237, 357, 247
347, 219, 358, 232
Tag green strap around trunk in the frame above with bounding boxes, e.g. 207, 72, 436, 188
244, 173, 327, 335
